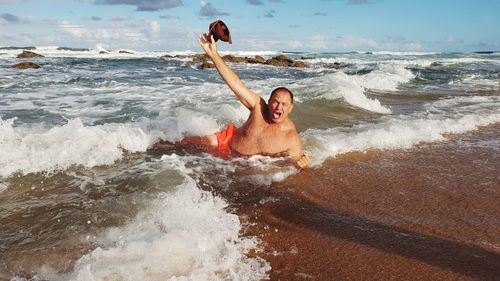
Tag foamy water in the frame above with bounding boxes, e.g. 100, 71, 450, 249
67, 178, 270, 281
1, 46, 499, 279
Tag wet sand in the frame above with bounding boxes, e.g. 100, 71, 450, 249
230, 124, 500, 281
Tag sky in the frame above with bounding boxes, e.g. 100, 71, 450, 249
0, 0, 499, 52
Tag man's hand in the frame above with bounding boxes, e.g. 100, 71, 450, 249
198, 33, 218, 59
296, 153, 311, 169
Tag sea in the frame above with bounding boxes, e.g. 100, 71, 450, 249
0, 46, 499, 280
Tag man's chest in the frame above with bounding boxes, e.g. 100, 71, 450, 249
239, 121, 290, 152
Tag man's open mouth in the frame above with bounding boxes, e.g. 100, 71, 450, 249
273, 112, 282, 119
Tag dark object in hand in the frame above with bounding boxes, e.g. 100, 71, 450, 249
208, 20, 232, 44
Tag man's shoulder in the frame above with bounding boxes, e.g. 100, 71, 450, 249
284, 119, 298, 133
284, 122, 300, 141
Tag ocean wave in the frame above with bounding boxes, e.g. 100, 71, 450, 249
0, 118, 150, 178
296, 70, 393, 114
302, 102, 500, 165
0, 45, 278, 60
448, 73, 500, 89
64, 176, 270, 281
370, 51, 441, 56
323, 72, 392, 113
0, 110, 241, 178
349, 63, 416, 91
17, 157, 271, 281
307, 56, 500, 69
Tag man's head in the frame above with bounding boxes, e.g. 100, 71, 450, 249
268, 87, 294, 123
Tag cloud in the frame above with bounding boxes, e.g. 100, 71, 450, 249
94, 0, 183, 11
334, 35, 379, 49
58, 19, 161, 45
44, 16, 58, 25
447, 36, 460, 44
404, 42, 422, 51
159, 14, 181, 20
149, 20, 160, 33
83, 16, 102, 21
313, 12, 327, 16
288, 40, 303, 49
111, 16, 132, 22
0, 31, 15, 41
59, 21, 89, 37
264, 9, 275, 18
0, 13, 21, 24
309, 34, 329, 49
384, 34, 406, 43
246, 0, 263, 5
289, 24, 300, 28
0, 31, 32, 44
199, 1, 229, 18
1, 13, 33, 25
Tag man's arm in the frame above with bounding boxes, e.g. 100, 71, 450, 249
288, 133, 311, 169
198, 34, 260, 110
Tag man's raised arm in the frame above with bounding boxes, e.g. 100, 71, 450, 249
198, 34, 260, 110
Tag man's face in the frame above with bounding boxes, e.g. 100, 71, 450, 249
268, 90, 293, 123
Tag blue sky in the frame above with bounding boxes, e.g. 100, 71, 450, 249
1, 0, 499, 52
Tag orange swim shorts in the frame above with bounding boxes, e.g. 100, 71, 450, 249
214, 124, 237, 151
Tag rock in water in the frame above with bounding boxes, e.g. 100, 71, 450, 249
266, 55, 308, 68
200, 61, 215, 69
265, 58, 290, 67
12, 62, 41, 69
272, 55, 295, 64
246, 55, 266, 64
192, 54, 209, 63
292, 61, 308, 68
17, 51, 44, 58
222, 54, 246, 63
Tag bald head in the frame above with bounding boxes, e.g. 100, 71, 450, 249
269, 87, 293, 104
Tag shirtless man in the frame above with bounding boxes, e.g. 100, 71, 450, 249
181, 34, 310, 169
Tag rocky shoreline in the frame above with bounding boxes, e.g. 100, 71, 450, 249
9, 50, 310, 70
161, 53, 309, 69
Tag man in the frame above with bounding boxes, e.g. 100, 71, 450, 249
181, 33, 310, 169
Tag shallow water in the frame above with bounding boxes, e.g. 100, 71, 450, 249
0, 47, 499, 280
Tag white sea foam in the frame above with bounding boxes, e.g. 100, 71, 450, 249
146, 110, 221, 143
306, 59, 416, 92
325, 72, 391, 113
158, 153, 296, 187
370, 51, 440, 56
351, 63, 415, 91
0, 46, 276, 59
0, 109, 245, 178
302, 111, 500, 166
449, 74, 500, 89
425, 96, 500, 115
307, 55, 500, 69
64, 178, 270, 281
23, 155, 270, 281
301, 71, 391, 113
0, 182, 8, 193
0, 118, 150, 177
